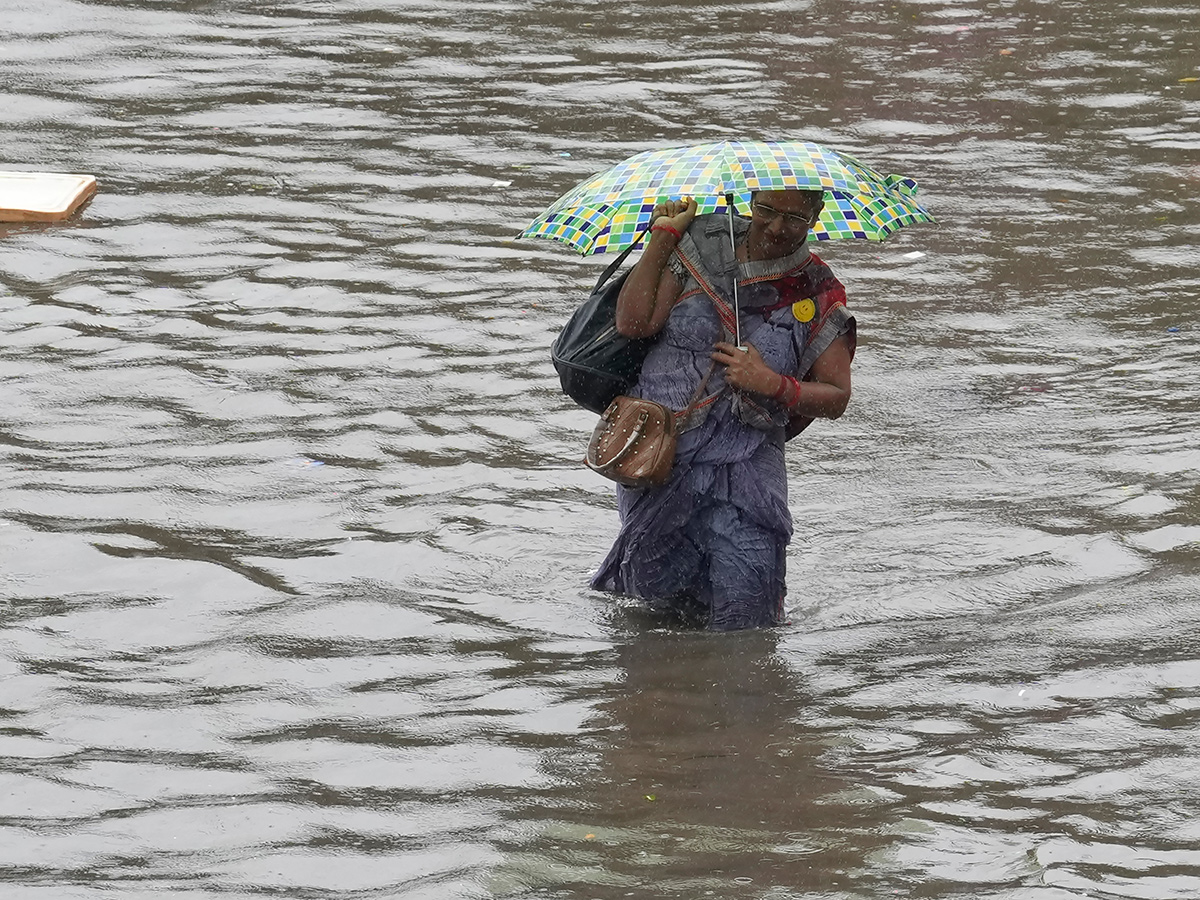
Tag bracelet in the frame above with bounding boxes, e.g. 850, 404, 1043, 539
773, 374, 802, 408
650, 223, 682, 240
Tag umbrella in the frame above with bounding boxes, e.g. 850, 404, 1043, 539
518, 139, 933, 257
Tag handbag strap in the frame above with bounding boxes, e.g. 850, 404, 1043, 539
674, 361, 719, 428
593, 227, 650, 290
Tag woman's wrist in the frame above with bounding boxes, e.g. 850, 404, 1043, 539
649, 218, 684, 241
772, 373, 802, 408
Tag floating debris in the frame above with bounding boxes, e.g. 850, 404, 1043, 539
0, 170, 97, 223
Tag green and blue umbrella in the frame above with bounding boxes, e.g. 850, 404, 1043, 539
519, 139, 933, 255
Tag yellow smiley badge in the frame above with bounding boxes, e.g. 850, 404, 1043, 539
792, 298, 816, 323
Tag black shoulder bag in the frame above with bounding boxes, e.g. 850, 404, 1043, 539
550, 230, 658, 414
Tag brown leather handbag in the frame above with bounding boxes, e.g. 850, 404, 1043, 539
584, 364, 717, 488
585, 396, 678, 487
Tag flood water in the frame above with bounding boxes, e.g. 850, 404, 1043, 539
2, 1, 1200, 897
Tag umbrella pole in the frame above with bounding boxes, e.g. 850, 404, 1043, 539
726, 192, 741, 347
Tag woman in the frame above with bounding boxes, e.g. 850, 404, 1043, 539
590, 191, 855, 631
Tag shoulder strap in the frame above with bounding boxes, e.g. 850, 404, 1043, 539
592, 228, 649, 291
673, 217, 746, 340
677, 362, 717, 419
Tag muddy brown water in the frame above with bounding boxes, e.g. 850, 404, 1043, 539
2, 1, 1200, 898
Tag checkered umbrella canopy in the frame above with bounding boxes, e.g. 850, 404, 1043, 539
519, 140, 933, 254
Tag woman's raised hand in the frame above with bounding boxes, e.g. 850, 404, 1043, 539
651, 197, 698, 235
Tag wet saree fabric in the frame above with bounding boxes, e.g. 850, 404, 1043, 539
591, 214, 852, 630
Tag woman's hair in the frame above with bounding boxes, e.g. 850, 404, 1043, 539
751, 189, 824, 205
749, 189, 824, 215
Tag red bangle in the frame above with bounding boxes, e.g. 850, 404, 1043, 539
650, 223, 682, 240
773, 374, 801, 408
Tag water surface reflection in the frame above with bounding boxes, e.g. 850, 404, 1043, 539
2, 0, 1200, 897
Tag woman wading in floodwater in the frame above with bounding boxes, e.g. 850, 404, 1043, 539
590, 191, 855, 631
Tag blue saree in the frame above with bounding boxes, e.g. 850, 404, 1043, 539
590, 214, 854, 631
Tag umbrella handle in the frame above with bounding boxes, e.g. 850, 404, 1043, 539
726, 192, 741, 347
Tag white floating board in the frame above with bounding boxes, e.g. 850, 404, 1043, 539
0, 170, 97, 222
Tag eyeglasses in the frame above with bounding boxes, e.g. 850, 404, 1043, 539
753, 202, 816, 229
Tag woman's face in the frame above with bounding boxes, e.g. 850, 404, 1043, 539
747, 190, 823, 259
